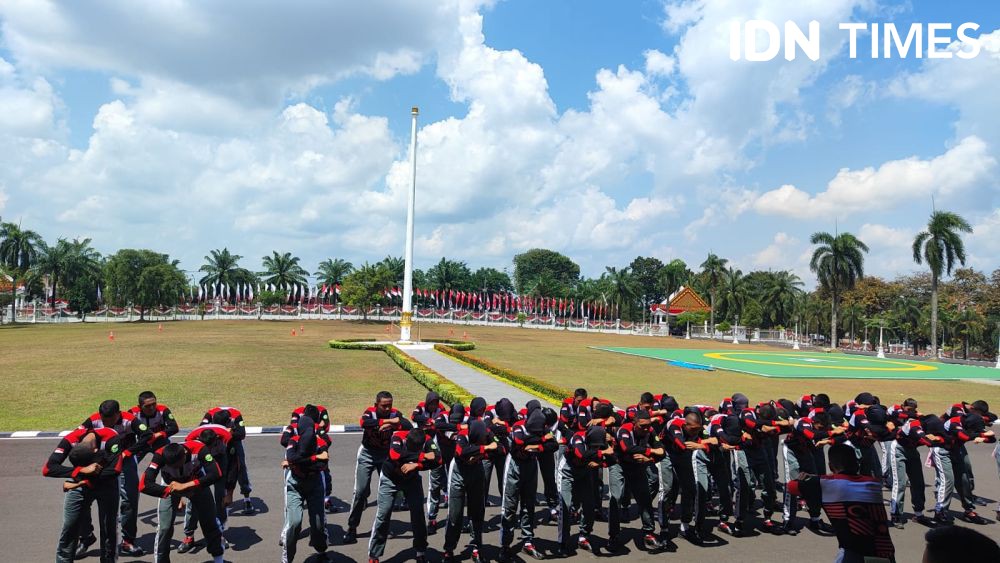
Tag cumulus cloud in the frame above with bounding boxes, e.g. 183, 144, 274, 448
752, 136, 997, 218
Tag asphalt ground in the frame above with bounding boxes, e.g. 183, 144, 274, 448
3, 434, 999, 562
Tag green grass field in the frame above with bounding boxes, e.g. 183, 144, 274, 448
598, 347, 1000, 380
2, 320, 998, 430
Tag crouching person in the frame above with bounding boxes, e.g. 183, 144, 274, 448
140, 435, 225, 563
282, 415, 331, 563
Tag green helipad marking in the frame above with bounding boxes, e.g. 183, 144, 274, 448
594, 348, 1000, 381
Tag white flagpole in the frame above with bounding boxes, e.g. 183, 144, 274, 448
400, 106, 418, 343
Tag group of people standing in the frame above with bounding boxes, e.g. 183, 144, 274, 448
45, 387, 999, 563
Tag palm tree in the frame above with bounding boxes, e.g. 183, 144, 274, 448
659, 259, 690, 299
700, 253, 728, 332
315, 258, 354, 303
378, 256, 405, 288
809, 231, 869, 349
891, 296, 922, 355
200, 248, 255, 300
601, 266, 639, 321
762, 270, 804, 327
953, 308, 985, 360
260, 251, 309, 294
36, 238, 102, 306
803, 294, 827, 344
840, 303, 864, 348
912, 211, 973, 358
719, 267, 747, 322
0, 221, 44, 322
426, 258, 471, 291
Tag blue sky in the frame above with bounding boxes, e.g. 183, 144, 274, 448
0, 0, 998, 286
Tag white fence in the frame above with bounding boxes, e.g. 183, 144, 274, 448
5, 304, 658, 337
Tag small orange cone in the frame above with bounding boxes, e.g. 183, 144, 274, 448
108, 331, 115, 342
300, 324, 304, 333
291, 329, 297, 337
463, 331, 468, 339
157, 323, 163, 333
449, 329, 454, 336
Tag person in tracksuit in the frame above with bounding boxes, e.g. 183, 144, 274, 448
442, 420, 503, 563
345, 391, 411, 544
664, 408, 713, 545
73, 400, 139, 559
707, 412, 746, 537
280, 403, 332, 512
201, 406, 254, 514
617, 409, 667, 551
928, 412, 995, 524
141, 437, 226, 563
653, 394, 682, 537
125, 390, 179, 557
539, 407, 563, 523
178, 421, 239, 553
499, 409, 557, 561
586, 401, 626, 547
280, 415, 330, 563
45, 425, 129, 563
781, 411, 843, 534
484, 398, 515, 508
887, 399, 941, 528
411, 392, 447, 532
367, 428, 441, 563
556, 425, 616, 557
741, 401, 782, 534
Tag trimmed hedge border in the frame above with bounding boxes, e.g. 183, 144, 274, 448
433, 343, 570, 405
327, 339, 475, 406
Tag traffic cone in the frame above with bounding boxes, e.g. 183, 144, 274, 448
449, 329, 454, 336
291, 329, 297, 337
300, 324, 304, 333
463, 331, 468, 340
157, 323, 163, 333
108, 331, 115, 342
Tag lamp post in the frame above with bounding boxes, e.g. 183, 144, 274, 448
995, 322, 999, 369
793, 321, 800, 350
733, 315, 740, 345
399, 107, 418, 343
877, 324, 885, 359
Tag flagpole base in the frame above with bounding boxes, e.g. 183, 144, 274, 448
877, 349, 885, 359
398, 311, 413, 344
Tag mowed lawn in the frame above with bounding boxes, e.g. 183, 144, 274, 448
0, 321, 428, 431
2, 320, 998, 430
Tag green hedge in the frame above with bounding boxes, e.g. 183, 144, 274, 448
384, 346, 475, 406
327, 339, 475, 406
434, 344, 570, 404
423, 338, 476, 351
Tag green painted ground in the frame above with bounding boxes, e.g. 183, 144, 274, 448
596, 347, 1000, 380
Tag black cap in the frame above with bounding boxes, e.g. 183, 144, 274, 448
586, 426, 606, 448
855, 392, 875, 406
732, 393, 749, 410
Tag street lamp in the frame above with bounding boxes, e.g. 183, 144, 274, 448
733, 315, 740, 345
877, 323, 885, 359
793, 320, 800, 350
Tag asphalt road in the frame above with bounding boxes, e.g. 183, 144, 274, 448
3, 434, 999, 562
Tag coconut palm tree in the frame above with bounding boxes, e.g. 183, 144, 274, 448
891, 296, 922, 355
314, 258, 354, 303
912, 211, 973, 357
36, 238, 102, 306
603, 266, 639, 321
0, 221, 44, 322
809, 232, 869, 349
719, 267, 748, 322
953, 308, 985, 360
200, 248, 255, 300
378, 255, 405, 288
840, 303, 864, 348
260, 251, 309, 294
762, 270, 804, 327
426, 258, 471, 292
700, 253, 728, 332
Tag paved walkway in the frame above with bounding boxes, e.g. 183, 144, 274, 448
401, 346, 557, 407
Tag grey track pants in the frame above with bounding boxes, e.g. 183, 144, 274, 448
281, 472, 328, 563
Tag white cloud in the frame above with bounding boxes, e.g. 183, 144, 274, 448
967, 209, 1000, 271
752, 136, 997, 218
644, 49, 676, 76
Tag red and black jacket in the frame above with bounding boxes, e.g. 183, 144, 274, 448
43, 427, 126, 486
411, 402, 445, 435
201, 406, 247, 441
453, 427, 506, 467
128, 403, 179, 456
617, 422, 665, 465
567, 431, 617, 469
187, 424, 239, 489
284, 433, 331, 478
140, 440, 221, 498
784, 417, 829, 453
360, 407, 411, 451
559, 397, 581, 427
78, 410, 139, 452
895, 418, 932, 449
382, 430, 441, 481
280, 405, 330, 447
509, 420, 558, 462
662, 418, 699, 456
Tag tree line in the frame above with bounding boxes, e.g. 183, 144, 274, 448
1, 211, 997, 359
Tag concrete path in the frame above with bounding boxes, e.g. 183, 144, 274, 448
400, 345, 557, 407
